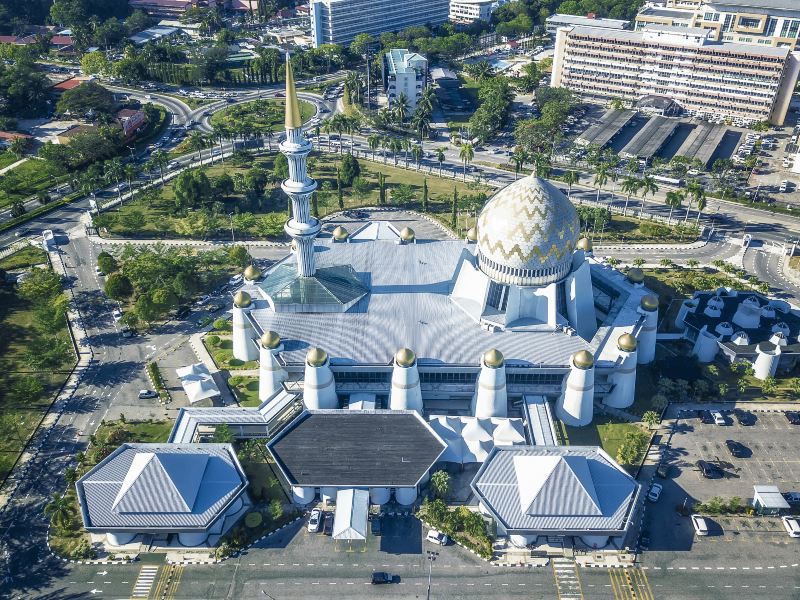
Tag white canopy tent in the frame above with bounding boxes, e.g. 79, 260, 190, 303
333, 488, 369, 541
176, 363, 220, 404
428, 416, 526, 465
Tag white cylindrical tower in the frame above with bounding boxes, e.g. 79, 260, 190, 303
280, 53, 320, 277
292, 486, 315, 505
692, 326, 720, 363
472, 349, 508, 418
637, 294, 659, 365
232, 291, 259, 362
370, 487, 391, 505
605, 334, 637, 409
303, 347, 338, 409
556, 350, 595, 427
259, 331, 287, 401
107, 532, 137, 546
675, 299, 697, 330
395, 487, 417, 506
754, 342, 781, 380
321, 487, 337, 504
389, 348, 423, 413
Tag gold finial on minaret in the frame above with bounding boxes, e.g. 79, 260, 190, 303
284, 52, 302, 129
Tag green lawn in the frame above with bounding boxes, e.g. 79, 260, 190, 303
0, 246, 48, 270
209, 98, 315, 133
561, 415, 646, 463
0, 158, 64, 210
204, 336, 258, 370
228, 375, 261, 407
0, 150, 21, 170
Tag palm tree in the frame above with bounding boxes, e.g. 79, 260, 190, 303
593, 165, 608, 203
411, 145, 423, 170
367, 134, 380, 160
694, 195, 707, 226
459, 142, 474, 181
9, 137, 27, 159
665, 190, 684, 225
402, 138, 411, 168
322, 119, 333, 152
104, 158, 124, 201
389, 138, 403, 166
686, 179, 705, 224
620, 175, 642, 217
188, 131, 208, 165
380, 136, 389, 163
640, 175, 659, 216
212, 123, 228, 162
44, 493, 72, 530
511, 147, 528, 180
393, 93, 410, 124
436, 147, 446, 177
563, 170, 579, 202
123, 164, 138, 198
150, 150, 169, 186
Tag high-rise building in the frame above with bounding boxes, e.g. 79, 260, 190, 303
551, 24, 800, 125
382, 49, 428, 110
310, 0, 449, 47
635, 0, 800, 49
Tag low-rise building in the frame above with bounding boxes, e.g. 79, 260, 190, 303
128, 0, 226, 18
383, 49, 428, 110
449, 0, 495, 23
116, 108, 146, 139
129, 25, 180, 45
545, 13, 630, 35
56, 123, 101, 145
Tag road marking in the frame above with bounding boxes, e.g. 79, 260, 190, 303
130, 565, 159, 598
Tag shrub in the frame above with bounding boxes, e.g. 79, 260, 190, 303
338, 154, 360, 186
228, 375, 243, 386
244, 512, 263, 528
206, 334, 220, 346
213, 318, 231, 331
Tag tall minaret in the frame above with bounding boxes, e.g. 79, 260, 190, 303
281, 53, 319, 276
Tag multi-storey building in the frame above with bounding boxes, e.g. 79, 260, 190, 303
545, 13, 629, 35
310, 0, 449, 47
449, 0, 495, 23
127, 0, 225, 18
635, 0, 800, 49
382, 49, 427, 109
551, 24, 800, 125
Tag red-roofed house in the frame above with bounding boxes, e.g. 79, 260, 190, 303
116, 108, 146, 139
0, 131, 33, 150
51, 78, 86, 94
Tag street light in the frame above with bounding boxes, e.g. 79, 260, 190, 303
228, 212, 235, 243
426, 550, 438, 600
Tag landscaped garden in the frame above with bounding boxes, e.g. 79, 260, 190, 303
0, 244, 47, 271
227, 375, 261, 406
558, 416, 650, 472
209, 98, 315, 134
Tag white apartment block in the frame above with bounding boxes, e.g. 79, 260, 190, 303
383, 49, 428, 109
310, 0, 449, 47
551, 25, 800, 125
545, 13, 629, 35
449, 0, 495, 23
636, 0, 800, 49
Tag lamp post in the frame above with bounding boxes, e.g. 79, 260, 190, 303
228, 212, 235, 243
426, 550, 438, 600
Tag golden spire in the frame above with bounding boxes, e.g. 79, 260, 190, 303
284, 52, 302, 129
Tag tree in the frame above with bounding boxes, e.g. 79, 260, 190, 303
64, 467, 78, 485
103, 272, 133, 300
391, 184, 414, 205
511, 147, 528, 180
339, 154, 360, 186
44, 493, 72, 530
762, 376, 776, 396
436, 147, 446, 177
642, 411, 660, 429
430, 470, 450, 499
268, 498, 283, 521
56, 80, 115, 116
80, 51, 110, 75
273, 153, 289, 180
377, 172, 386, 205
665, 190, 684, 225
18, 268, 62, 301
96, 251, 118, 274
173, 169, 212, 210
640, 175, 659, 215
10, 201, 25, 218
421, 178, 428, 212
213, 423, 234, 443
451, 187, 458, 228
459, 142, 474, 181
620, 176, 641, 217
593, 165, 608, 203
8, 137, 27, 159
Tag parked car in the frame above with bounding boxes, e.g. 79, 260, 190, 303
194, 294, 210, 306
175, 306, 191, 319
783, 492, 800, 506
785, 411, 800, 425
656, 463, 672, 479
691, 514, 709, 536
711, 410, 727, 425
696, 459, 724, 479
699, 410, 715, 424
112, 308, 123, 321
322, 512, 333, 536
425, 529, 449, 545
121, 327, 134, 338
228, 274, 243, 286
371, 571, 393, 585
725, 439, 748, 458
370, 515, 382, 536
781, 516, 800, 538
95, 266, 105, 276
207, 303, 223, 313
138, 389, 157, 399
733, 409, 755, 426
647, 482, 663, 502
307, 508, 322, 533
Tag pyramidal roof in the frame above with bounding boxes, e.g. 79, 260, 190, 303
513, 455, 602, 517
112, 452, 209, 513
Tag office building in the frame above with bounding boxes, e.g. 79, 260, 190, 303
127, 0, 226, 19
449, 0, 495, 23
383, 49, 428, 109
545, 13, 629, 35
551, 24, 800, 125
310, 0, 449, 47
635, 0, 800, 49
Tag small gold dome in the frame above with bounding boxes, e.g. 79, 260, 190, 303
332, 225, 349, 241
627, 268, 645, 284
395, 347, 416, 367
576, 237, 592, 251
306, 347, 328, 367
572, 350, 594, 369
617, 333, 637, 352
244, 265, 261, 281
261, 331, 281, 349
483, 348, 504, 368
399, 227, 415, 242
466, 227, 478, 242
233, 291, 251, 308
641, 294, 659, 312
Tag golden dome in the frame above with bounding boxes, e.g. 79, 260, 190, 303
572, 350, 594, 369
641, 294, 659, 312
332, 225, 349, 241
261, 331, 281, 349
617, 333, 637, 352
576, 237, 592, 251
306, 347, 328, 367
399, 227, 415, 242
233, 291, 251, 308
483, 348, 504, 368
395, 347, 416, 367
627, 268, 645, 284
466, 227, 478, 243
244, 265, 261, 281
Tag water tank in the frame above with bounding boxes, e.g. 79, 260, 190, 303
369, 487, 391, 505
321, 487, 337, 504
509, 534, 535, 548
178, 532, 209, 547
580, 535, 610, 549
107, 532, 137, 546
395, 487, 417, 506
292, 486, 315, 505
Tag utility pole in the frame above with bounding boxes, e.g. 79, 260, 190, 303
426, 550, 438, 600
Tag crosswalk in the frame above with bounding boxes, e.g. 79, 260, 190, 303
131, 565, 159, 598
609, 567, 655, 600
552, 557, 584, 600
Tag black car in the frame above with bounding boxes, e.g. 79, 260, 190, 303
699, 410, 715, 424
371, 572, 393, 585
786, 411, 800, 425
734, 409, 755, 426
725, 439, 748, 458
696, 459, 724, 479
175, 306, 191, 319
370, 516, 382, 536
322, 513, 333, 536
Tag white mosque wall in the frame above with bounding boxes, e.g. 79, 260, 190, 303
178, 531, 209, 547
754, 345, 781, 380
292, 486, 315, 504
107, 532, 137, 546
232, 306, 259, 362
565, 261, 596, 340
450, 259, 490, 323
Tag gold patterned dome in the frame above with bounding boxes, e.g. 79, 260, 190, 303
233, 291, 251, 308
261, 331, 281, 349
576, 237, 592, 251
399, 227, 415, 242
641, 294, 659, 312
395, 347, 416, 367
332, 225, 349, 241
627, 268, 645, 284
572, 350, 594, 369
483, 348, 504, 368
306, 347, 328, 367
476, 176, 580, 286
466, 227, 478, 242
244, 265, 261, 281
617, 333, 637, 352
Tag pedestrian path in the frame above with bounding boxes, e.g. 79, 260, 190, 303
552, 557, 583, 599
131, 565, 159, 598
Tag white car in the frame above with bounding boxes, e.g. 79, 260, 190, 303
691, 514, 709, 536
425, 529, 449, 546
307, 508, 322, 533
138, 389, 157, 399
782, 516, 800, 538
647, 482, 663, 502
112, 308, 123, 322
95, 266, 105, 276
711, 410, 727, 425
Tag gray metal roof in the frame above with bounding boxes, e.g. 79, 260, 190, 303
169, 407, 270, 443
77, 444, 247, 531
471, 446, 639, 534
706, 0, 800, 18
249, 240, 593, 367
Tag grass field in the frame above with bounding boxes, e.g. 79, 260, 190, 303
204, 336, 258, 370
209, 98, 315, 133
228, 375, 260, 407
0, 150, 21, 170
561, 416, 647, 467
0, 158, 63, 210
0, 245, 47, 270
